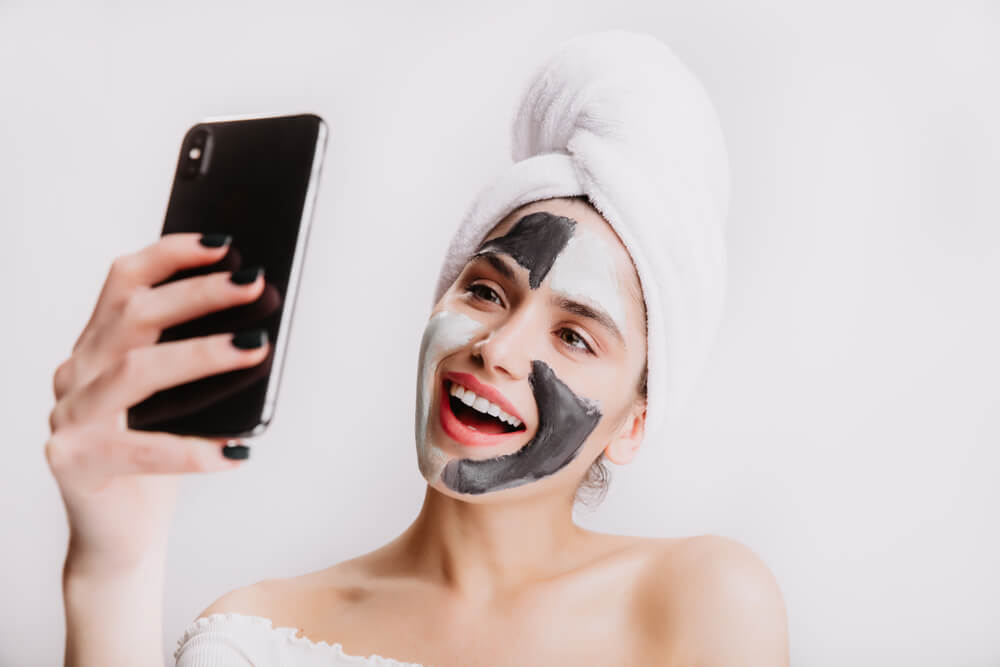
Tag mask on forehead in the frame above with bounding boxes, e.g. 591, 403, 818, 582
415, 211, 626, 495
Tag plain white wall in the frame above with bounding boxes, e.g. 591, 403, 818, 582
3, 1, 997, 665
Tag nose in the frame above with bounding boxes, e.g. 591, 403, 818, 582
471, 302, 539, 381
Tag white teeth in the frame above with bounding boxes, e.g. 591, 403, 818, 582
448, 380, 523, 428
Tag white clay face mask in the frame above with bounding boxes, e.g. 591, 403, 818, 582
415, 211, 626, 495
414, 309, 482, 483
546, 227, 627, 337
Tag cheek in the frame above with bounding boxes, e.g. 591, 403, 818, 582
414, 309, 489, 483
558, 368, 636, 445
415, 312, 484, 423
418, 310, 483, 372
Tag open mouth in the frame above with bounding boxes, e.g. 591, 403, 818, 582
450, 393, 523, 434
438, 378, 526, 447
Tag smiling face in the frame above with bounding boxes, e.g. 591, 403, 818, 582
415, 197, 648, 502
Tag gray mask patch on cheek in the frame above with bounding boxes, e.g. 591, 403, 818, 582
441, 359, 602, 494
475, 211, 577, 288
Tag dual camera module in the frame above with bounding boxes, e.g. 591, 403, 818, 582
180, 128, 212, 180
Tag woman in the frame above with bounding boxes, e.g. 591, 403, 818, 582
49, 31, 789, 666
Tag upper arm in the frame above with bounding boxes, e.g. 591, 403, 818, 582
637, 535, 790, 667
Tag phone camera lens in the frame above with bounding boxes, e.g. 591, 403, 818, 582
181, 128, 211, 180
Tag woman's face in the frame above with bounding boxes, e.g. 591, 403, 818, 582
414, 198, 647, 501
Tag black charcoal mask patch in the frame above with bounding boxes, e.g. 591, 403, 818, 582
440, 211, 605, 495
442, 359, 602, 494
476, 211, 577, 288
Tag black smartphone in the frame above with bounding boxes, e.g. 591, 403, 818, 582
127, 113, 328, 439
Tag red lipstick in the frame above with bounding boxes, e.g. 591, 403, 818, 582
438, 377, 525, 448
444, 371, 524, 423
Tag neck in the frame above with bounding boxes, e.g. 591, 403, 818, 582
392, 484, 587, 604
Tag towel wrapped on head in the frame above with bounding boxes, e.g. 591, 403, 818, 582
432, 29, 730, 449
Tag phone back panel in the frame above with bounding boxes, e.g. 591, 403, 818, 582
127, 114, 325, 438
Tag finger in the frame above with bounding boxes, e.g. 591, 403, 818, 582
74, 234, 239, 353
50, 331, 270, 431
67, 254, 253, 399
126, 344, 273, 427
46, 427, 246, 495
138, 267, 266, 332
161, 281, 281, 336
116, 232, 237, 291
85, 268, 267, 365
53, 356, 77, 402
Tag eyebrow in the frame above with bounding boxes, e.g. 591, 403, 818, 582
470, 250, 625, 347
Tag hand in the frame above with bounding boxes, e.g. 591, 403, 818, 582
46, 232, 270, 577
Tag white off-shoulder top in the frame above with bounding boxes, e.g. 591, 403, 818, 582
173, 613, 424, 666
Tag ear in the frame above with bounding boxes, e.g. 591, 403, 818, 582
603, 401, 647, 465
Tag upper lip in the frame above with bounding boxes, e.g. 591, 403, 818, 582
443, 371, 526, 424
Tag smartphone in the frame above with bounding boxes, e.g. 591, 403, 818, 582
126, 113, 328, 439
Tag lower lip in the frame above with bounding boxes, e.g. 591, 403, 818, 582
438, 379, 524, 448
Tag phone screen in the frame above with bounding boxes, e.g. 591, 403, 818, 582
127, 114, 327, 439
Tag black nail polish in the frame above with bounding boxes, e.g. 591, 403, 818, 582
231, 329, 268, 350
230, 266, 263, 285
200, 233, 232, 248
222, 444, 250, 460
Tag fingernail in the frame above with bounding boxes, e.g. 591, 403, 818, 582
200, 233, 232, 248
230, 266, 264, 285
231, 329, 268, 350
222, 444, 250, 460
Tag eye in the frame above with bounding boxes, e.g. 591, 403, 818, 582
462, 280, 596, 356
558, 327, 595, 355
463, 281, 503, 306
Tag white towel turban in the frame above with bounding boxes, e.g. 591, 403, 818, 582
431, 29, 730, 450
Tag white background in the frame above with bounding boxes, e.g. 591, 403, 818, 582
2, 1, 997, 665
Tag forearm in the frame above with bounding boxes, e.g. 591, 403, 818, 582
62, 547, 168, 667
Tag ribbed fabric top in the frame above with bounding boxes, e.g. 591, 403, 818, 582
173, 613, 424, 667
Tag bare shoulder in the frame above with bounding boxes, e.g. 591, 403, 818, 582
195, 576, 287, 621
196, 564, 340, 616
194, 564, 356, 628
633, 534, 790, 666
